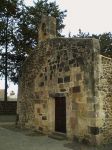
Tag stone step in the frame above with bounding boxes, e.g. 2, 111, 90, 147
48, 132, 67, 140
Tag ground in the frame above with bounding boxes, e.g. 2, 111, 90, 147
0, 115, 112, 150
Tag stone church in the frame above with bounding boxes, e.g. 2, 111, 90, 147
17, 16, 112, 145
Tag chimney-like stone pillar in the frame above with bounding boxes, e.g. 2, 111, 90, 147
38, 15, 56, 42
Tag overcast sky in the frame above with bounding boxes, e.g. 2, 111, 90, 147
25, 0, 112, 36
1, 0, 112, 94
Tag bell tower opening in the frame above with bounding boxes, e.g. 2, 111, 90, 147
41, 23, 47, 36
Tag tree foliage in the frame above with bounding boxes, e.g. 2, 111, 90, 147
73, 29, 112, 58
99, 32, 112, 57
0, 0, 67, 83
0, 0, 21, 83
1, 0, 111, 86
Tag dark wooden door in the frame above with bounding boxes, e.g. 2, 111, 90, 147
55, 97, 66, 133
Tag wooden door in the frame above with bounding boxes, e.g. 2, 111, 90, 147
55, 97, 66, 133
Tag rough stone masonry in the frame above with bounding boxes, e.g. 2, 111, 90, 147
17, 15, 112, 145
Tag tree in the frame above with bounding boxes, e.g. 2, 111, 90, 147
0, 0, 20, 101
0, 0, 67, 85
73, 29, 112, 58
99, 32, 112, 57
76, 29, 90, 38
16, 0, 67, 54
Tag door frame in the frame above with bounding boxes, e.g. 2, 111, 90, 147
55, 96, 66, 133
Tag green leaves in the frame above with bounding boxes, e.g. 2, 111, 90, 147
73, 30, 112, 58
0, 0, 67, 83
99, 33, 112, 55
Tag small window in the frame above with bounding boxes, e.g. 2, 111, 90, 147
42, 23, 47, 35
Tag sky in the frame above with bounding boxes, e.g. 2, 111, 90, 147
24, 0, 112, 36
1, 0, 112, 95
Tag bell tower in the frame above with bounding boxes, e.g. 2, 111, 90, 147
38, 15, 56, 42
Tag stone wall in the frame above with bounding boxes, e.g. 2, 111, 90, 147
17, 38, 101, 144
95, 55, 112, 144
38, 15, 56, 42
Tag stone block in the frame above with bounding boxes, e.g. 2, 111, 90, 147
59, 68, 62, 72
38, 126, 43, 131
34, 119, 39, 125
87, 111, 99, 118
45, 76, 47, 80
39, 82, 44, 87
72, 86, 80, 93
64, 66, 70, 72
76, 73, 82, 81
70, 117, 76, 129
42, 116, 47, 120
94, 103, 100, 111
88, 126, 100, 135
69, 59, 74, 65
60, 89, 66, 92
39, 73, 43, 77
37, 108, 40, 113
50, 74, 52, 80
60, 62, 65, 68
64, 76, 70, 82
58, 78, 63, 83
87, 97, 95, 103
87, 104, 94, 111
72, 102, 78, 110
55, 93, 65, 97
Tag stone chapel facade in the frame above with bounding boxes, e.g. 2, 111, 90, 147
17, 16, 112, 145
